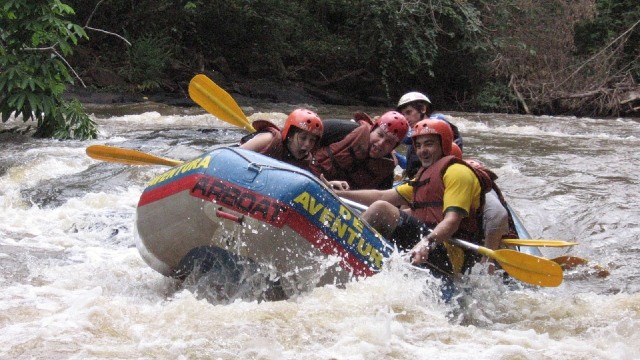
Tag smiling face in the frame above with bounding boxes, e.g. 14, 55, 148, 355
368, 127, 399, 158
286, 129, 319, 160
413, 134, 443, 168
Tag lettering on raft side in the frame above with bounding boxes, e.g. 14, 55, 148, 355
147, 155, 212, 186
191, 176, 289, 227
293, 191, 383, 269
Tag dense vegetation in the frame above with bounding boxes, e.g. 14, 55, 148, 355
1, 0, 638, 139
1, 0, 96, 139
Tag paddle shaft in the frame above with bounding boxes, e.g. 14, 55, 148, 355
449, 238, 563, 287
502, 239, 578, 247
86, 145, 183, 167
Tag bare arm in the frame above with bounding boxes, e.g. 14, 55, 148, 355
334, 188, 407, 207
410, 210, 463, 264
480, 190, 509, 273
482, 190, 509, 250
239, 132, 274, 153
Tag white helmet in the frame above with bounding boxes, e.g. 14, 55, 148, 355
397, 92, 431, 108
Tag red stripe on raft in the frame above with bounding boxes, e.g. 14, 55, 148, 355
138, 174, 203, 207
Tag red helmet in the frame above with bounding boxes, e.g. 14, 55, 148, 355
450, 143, 463, 159
373, 111, 409, 144
466, 159, 498, 181
411, 119, 453, 156
281, 108, 323, 140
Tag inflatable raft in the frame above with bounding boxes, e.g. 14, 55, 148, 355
134, 147, 394, 292
134, 146, 556, 296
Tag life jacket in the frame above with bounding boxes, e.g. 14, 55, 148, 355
465, 159, 519, 240
310, 122, 395, 190
409, 156, 493, 274
240, 120, 314, 171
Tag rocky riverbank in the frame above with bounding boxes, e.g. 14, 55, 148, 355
62, 73, 373, 110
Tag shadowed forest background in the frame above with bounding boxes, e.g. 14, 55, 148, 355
1, 0, 639, 139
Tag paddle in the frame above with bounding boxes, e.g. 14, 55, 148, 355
501, 239, 578, 247
85, 144, 183, 167
551, 255, 610, 278
449, 238, 563, 287
188, 74, 256, 132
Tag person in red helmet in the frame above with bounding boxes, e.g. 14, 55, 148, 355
450, 143, 463, 160
310, 111, 409, 190
239, 108, 323, 171
335, 119, 492, 295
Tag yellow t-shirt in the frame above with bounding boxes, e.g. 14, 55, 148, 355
395, 163, 481, 216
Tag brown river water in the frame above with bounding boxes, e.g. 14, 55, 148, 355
1, 102, 639, 359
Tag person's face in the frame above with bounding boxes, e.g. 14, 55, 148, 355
287, 130, 319, 159
369, 127, 399, 159
413, 134, 443, 168
400, 105, 423, 126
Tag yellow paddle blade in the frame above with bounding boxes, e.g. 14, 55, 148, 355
479, 248, 564, 287
449, 238, 563, 287
86, 145, 183, 167
188, 74, 256, 132
502, 239, 578, 247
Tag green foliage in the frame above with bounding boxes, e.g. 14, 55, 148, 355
474, 81, 518, 113
0, 0, 96, 139
56, 0, 496, 107
574, 0, 640, 80
5, 0, 623, 117
350, 0, 486, 99
119, 34, 174, 91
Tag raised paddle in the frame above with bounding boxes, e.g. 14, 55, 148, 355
85, 144, 183, 167
449, 238, 564, 287
188, 74, 256, 132
501, 239, 578, 247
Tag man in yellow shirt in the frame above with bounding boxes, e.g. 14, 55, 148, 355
335, 119, 487, 278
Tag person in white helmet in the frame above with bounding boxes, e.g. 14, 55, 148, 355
396, 91, 464, 179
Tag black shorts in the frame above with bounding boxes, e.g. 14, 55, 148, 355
389, 212, 461, 276
390, 211, 431, 251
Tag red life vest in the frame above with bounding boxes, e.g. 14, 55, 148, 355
410, 156, 493, 244
310, 123, 395, 190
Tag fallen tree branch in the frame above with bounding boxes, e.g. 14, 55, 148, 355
557, 19, 640, 88
509, 74, 530, 114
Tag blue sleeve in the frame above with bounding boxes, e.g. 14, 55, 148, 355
395, 152, 407, 169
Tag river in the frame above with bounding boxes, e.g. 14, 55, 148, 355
1, 102, 639, 359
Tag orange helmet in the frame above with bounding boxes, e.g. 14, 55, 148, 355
450, 143, 463, 159
281, 108, 323, 140
373, 111, 409, 144
411, 119, 453, 156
